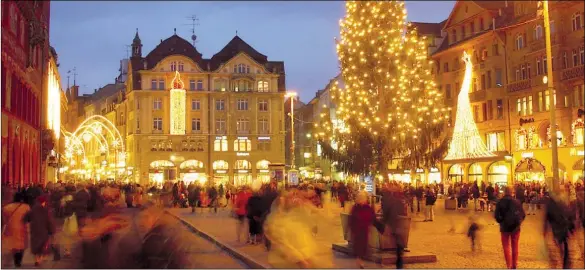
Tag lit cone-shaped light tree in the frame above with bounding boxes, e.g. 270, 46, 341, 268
444, 52, 495, 160
316, 1, 449, 178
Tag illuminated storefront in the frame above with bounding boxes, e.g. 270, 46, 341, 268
212, 160, 229, 186
414, 168, 425, 185
573, 158, 584, 183
448, 164, 464, 183
149, 160, 176, 185
179, 160, 206, 185
234, 160, 252, 186
388, 169, 411, 183
515, 158, 545, 183
428, 167, 441, 184
256, 160, 271, 183
468, 163, 483, 184
488, 161, 510, 186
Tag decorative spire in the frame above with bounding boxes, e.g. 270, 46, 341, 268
171, 71, 184, 89
444, 51, 495, 161
133, 28, 141, 44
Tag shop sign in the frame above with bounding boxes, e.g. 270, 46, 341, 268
259, 169, 269, 173
415, 168, 424, 173
215, 170, 227, 174
238, 170, 249, 173
237, 136, 248, 140
430, 167, 439, 173
570, 148, 585, 156
215, 136, 227, 140
258, 136, 270, 140
521, 152, 534, 158
236, 152, 250, 156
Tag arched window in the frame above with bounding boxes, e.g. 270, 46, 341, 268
448, 164, 464, 183
234, 64, 249, 74
572, 119, 584, 145
233, 139, 251, 152
516, 35, 524, 50
534, 25, 543, 40
488, 161, 509, 186
180, 160, 204, 170
150, 160, 175, 169
256, 160, 270, 170
468, 163, 483, 184
572, 12, 582, 31
213, 160, 229, 170
235, 160, 251, 170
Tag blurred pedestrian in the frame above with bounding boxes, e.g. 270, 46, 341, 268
349, 191, 376, 268
26, 195, 58, 266
60, 188, 77, 257
234, 187, 251, 242
494, 187, 525, 269
74, 184, 90, 229
247, 190, 264, 245
424, 187, 437, 222
467, 214, 481, 252
543, 193, 576, 269
2, 192, 31, 268
381, 186, 407, 269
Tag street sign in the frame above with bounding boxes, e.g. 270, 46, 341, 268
288, 170, 299, 186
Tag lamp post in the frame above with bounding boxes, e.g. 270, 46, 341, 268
541, 0, 560, 192
286, 92, 298, 169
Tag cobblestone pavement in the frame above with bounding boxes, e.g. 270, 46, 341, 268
2, 207, 247, 269
168, 198, 585, 269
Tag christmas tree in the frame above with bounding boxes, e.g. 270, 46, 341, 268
317, 1, 449, 177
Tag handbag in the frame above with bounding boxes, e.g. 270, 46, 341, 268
2, 203, 23, 235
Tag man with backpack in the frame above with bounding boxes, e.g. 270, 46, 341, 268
495, 187, 526, 269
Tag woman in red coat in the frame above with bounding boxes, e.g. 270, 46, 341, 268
349, 191, 376, 269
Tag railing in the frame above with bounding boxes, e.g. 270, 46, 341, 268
507, 79, 531, 93
561, 65, 584, 81
469, 89, 486, 102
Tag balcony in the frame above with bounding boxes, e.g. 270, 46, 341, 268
507, 79, 531, 93
529, 33, 562, 53
561, 65, 584, 81
469, 89, 486, 103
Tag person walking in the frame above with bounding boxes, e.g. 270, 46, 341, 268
208, 185, 219, 214
2, 192, 31, 268
234, 187, 251, 242
494, 187, 525, 269
27, 195, 58, 266
349, 191, 377, 269
187, 183, 201, 214
74, 184, 91, 229
472, 183, 480, 211
486, 183, 496, 212
381, 186, 407, 269
424, 187, 437, 222
543, 193, 576, 269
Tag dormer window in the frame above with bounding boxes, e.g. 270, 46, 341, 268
178, 62, 184, 72
516, 35, 524, 50
451, 29, 457, 43
170, 61, 177, 71
233, 64, 250, 74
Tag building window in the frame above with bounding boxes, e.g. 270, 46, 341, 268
189, 80, 196, 91
473, 105, 479, 121
170, 61, 177, 71
580, 47, 584, 65
445, 84, 452, 99
214, 138, 228, 151
496, 99, 503, 119
534, 25, 543, 40
214, 79, 227, 91
492, 44, 499, 56
233, 139, 252, 152
236, 118, 249, 133
461, 25, 466, 39
451, 29, 457, 43
472, 78, 478, 92
233, 80, 253, 92
480, 18, 485, 30
153, 118, 162, 131
197, 80, 203, 90
527, 64, 532, 79
486, 131, 506, 152
151, 79, 157, 90
545, 90, 551, 111
178, 62, 184, 72
258, 99, 268, 111
258, 118, 269, 134
515, 69, 520, 81
538, 91, 544, 112
191, 118, 201, 132
237, 99, 248, 111
528, 95, 533, 115
258, 141, 271, 151
191, 99, 200, 110
481, 49, 488, 61
257, 80, 269, 92
516, 128, 527, 151
572, 12, 583, 31
487, 100, 493, 120
235, 64, 249, 74
516, 35, 524, 50
158, 79, 165, 90
216, 118, 226, 133
443, 62, 449, 72
215, 99, 225, 111
494, 69, 502, 87
153, 98, 162, 110
470, 22, 475, 34
454, 58, 460, 70
573, 119, 585, 145
543, 57, 548, 74
517, 98, 522, 116
537, 59, 542, 75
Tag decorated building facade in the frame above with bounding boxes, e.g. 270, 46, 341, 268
419, 1, 584, 186
1, 1, 51, 185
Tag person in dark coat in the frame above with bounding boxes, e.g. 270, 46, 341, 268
338, 183, 348, 208
494, 187, 525, 269
26, 195, 57, 266
261, 183, 279, 251
381, 186, 407, 269
349, 191, 376, 269
188, 183, 201, 213
246, 190, 264, 245
74, 185, 91, 229
486, 183, 496, 211
208, 186, 219, 213
543, 194, 576, 269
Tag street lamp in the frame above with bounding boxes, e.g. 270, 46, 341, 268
285, 92, 298, 169
540, 1, 560, 192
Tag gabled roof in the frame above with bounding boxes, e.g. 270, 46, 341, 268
442, 1, 508, 31
91, 83, 125, 102
209, 36, 268, 71
145, 34, 204, 70
410, 20, 445, 38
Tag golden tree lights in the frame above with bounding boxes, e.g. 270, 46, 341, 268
47, 63, 61, 139
444, 52, 495, 160
170, 71, 186, 135
316, 1, 449, 174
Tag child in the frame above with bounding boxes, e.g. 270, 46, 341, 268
467, 215, 481, 252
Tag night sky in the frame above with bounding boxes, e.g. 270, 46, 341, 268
50, 1, 455, 102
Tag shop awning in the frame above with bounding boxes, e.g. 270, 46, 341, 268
515, 158, 545, 173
